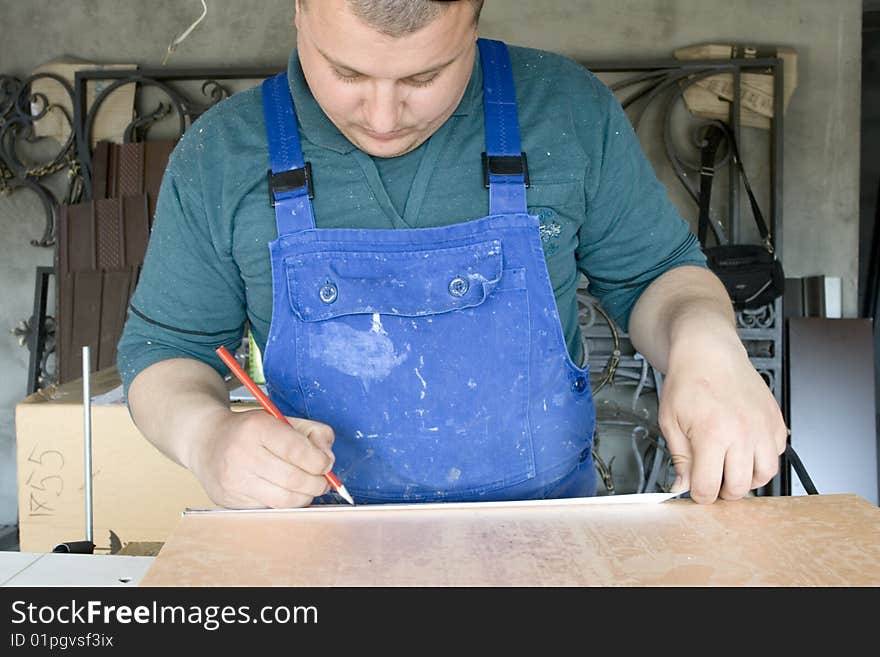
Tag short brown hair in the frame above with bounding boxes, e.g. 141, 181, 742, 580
299, 0, 484, 38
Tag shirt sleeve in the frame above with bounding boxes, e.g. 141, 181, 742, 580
574, 72, 707, 332
116, 147, 247, 401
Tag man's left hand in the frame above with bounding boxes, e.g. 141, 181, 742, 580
659, 332, 788, 504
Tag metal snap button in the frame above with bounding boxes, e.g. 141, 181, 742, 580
448, 277, 469, 297
319, 283, 338, 304
572, 375, 588, 394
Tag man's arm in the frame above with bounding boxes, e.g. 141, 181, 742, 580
120, 128, 334, 509
628, 265, 788, 504
127, 358, 336, 509
126, 358, 232, 471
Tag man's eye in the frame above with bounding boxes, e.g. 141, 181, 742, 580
407, 75, 438, 88
333, 69, 362, 83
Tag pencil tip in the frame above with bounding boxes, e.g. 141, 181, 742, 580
338, 485, 355, 506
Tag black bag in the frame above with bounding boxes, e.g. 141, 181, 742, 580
704, 244, 785, 310
698, 124, 784, 311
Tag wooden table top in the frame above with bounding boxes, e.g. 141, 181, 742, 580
140, 494, 880, 587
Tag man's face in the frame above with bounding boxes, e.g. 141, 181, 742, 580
295, 0, 478, 158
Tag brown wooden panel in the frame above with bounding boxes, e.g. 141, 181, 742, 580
144, 140, 176, 215
69, 271, 103, 376
57, 205, 70, 275
117, 142, 144, 198
56, 201, 95, 382
91, 141, 111, 201
131, 265, 142, 297
115, 140, 175, 217
95, 198, 123, 271
107, 141, 121, 200
56, 207, 70, 381
99, 270, 135, 370
62, 202, 95, 273
122, 195, 151, 267
56, 272, 74, 383
55, 137, 174, 382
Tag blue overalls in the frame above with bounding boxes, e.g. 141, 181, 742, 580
261, 39, 596, 504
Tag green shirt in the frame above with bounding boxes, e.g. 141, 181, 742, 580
118, 44, 706, 397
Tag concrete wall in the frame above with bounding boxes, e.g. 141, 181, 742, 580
0, 0, 863, 525
863, 13, 879, 308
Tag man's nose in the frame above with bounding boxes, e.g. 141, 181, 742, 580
363, 83, 402, 134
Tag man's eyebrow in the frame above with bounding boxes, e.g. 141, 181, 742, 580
316, 45, 458, 78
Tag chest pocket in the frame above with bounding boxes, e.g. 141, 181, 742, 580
278, 235, 536, 500
285, 238, 507, 321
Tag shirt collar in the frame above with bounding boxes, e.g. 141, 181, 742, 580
286, 46, 482, 155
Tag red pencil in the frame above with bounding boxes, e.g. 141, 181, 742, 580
215, 345, 355, 505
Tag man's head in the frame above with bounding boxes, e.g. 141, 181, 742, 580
295, 0, 483, 158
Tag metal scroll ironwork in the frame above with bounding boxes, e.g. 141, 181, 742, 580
9, 66, 279, 393
72, 68, 279, 199
0, 72, 81, 247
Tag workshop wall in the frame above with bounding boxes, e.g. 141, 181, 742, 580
0, 0, 863, 526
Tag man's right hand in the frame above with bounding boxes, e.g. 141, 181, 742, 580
127, 358, 337, 510
189, 409, 337, 509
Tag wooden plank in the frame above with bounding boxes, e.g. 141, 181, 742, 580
144, 141, 176, 217
64, 202, 95, 272
55, 193, 151, 381
95, 198, 123, 271
107, 139, 121, 199
56, 205, 73, 384
69, 271, 102, 373
56, 202, 96, 383
117, 142, 145, 197
98, 271, 133, 370
122, 195, 151, 267
140, 494, 880, 587
91, 141, 111, 201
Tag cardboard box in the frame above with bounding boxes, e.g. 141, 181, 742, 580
15, 368, 256, 553
674, 43, 798, 130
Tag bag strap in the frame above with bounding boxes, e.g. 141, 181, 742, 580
697, 126, 725, 247
697, 124, 774, 254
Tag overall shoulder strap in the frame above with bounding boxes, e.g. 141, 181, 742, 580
477, 39, 529, 215
262, 72, 317, 235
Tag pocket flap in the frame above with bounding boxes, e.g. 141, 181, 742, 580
286, 239, 504, 322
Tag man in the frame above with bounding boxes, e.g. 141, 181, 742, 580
119, 0, 787, 509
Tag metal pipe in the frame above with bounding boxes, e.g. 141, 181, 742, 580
82, 346, 94, 544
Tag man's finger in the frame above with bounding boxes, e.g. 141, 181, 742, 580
689, 433, 725, 504
751, 440, 781, 490
257, 448, 331, 499
658, 411, 692, 492
251, 475, 316, 509
287, 417, 336, 458
719, 442, 753, 500
261, 424, 334, 476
